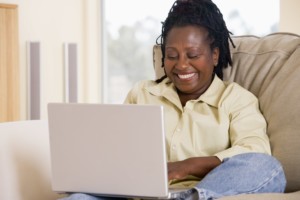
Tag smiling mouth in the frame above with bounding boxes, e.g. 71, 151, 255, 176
178, 73, 196, 80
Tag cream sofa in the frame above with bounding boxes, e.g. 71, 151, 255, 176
153, 32, 300, 199
0, 32, 300, 200
0, 120, 65, 200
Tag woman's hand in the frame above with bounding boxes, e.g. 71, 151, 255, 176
168, 160, 190, 181
168, 156, 221, 181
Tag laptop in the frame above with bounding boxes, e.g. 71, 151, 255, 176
47, 103, 191, 199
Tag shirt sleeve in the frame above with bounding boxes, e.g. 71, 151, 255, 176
123, 80, 145, 104
214, 85, 271, 161
123, 88, 136, 104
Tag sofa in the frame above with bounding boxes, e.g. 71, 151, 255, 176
153, 32, 300, 199
0, 32, 300, 200
0, 120, 66, 200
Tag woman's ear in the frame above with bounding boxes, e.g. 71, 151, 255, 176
213, 47, 220, 66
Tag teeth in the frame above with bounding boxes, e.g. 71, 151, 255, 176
178, 73, 195, 79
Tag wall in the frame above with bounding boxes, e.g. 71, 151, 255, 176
280, 0, 300, 34
0, 0, 102, 120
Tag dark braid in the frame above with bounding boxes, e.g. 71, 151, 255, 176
156, 0, 235, 81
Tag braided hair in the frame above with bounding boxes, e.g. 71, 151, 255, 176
156, 0, 235, 81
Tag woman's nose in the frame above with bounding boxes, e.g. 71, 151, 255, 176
176, 56, 189, 69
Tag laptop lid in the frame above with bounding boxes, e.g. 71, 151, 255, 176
47, 103, 170, 199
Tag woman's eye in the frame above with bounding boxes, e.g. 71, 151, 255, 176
166, 55, 178, 60
188, 54, 199, 59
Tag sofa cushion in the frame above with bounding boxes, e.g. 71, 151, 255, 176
220, 191, 300, 200
223, 32, 300, 192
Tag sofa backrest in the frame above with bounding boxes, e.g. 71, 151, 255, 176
225, 33, 300, 192
153, 32, 300, 192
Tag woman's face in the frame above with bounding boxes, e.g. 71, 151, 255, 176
164, 25, 219, 96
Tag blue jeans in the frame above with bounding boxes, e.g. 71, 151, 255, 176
60, 153, 286, 200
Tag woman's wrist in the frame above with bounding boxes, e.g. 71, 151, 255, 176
185, 156, 221, 178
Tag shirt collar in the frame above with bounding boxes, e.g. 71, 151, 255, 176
199, 75, 226, 108
145, 75, 226, 108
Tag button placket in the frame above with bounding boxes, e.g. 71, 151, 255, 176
169, 115, 183, 161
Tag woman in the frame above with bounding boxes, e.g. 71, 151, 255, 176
63, 0, 286, 199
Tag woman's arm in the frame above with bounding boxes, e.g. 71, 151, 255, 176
168, 156, 221, 181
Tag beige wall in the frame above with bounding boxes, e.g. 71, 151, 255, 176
0, 0, 102, 120
280, 0, 300, 34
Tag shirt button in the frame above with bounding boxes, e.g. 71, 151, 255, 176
176, 128, 181, 132
172, 145, 176, 150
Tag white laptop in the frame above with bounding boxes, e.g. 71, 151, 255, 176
47, 103, 191, 199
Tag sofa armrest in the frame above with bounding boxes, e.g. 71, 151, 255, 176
0, 120, 64, 200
